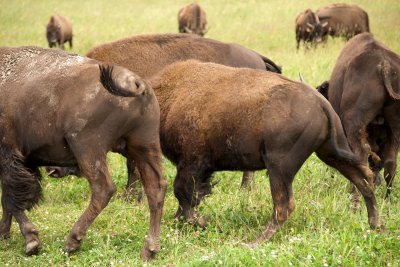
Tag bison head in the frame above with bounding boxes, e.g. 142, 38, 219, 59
306, 21, 328, 43
46, 24, 60, 47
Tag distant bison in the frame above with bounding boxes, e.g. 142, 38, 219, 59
295, 9, 327, 49
0, 46, 166, 260
316, 3, 369, 40
150, 60, 382, 244
81, 33, 281, 198
327, 33, 399, 199
178, 3, 207, 36
46, 15, 73, 49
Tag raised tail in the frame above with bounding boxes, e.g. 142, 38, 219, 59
99, 64, 146, 97
258, 54, 282, 74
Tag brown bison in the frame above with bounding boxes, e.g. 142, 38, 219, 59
295, 9, 327, 50
327, 33, 399, 199
0, 46, 167, 260
46, 15, 73, 49
316, 3, 369, 40
69, 33, 279, 199
150, 60, 382, 244
178, 3, 207, 36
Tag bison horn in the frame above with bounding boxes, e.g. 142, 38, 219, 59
298, 72, 312, 88
184, 26, 193, 34
306, 22, 314, 29
321, 21, 328, 27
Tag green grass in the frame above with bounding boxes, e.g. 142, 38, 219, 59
1, 0, 400, 266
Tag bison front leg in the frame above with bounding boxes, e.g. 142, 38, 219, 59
173, 163, 212, 228
64, 153, 116, 253
13, 210, 41, 255
247, 169, 296, 247
241, 171, 255, 188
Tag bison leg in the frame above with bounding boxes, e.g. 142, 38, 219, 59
127, 142, 167, 261
123, 158, 143, 203
247, 167, 296, 247
12, 210, 41, 255
317, 148, 382, 230
241, 171, 255, 188
0, 193, 12, 239
381, 133, 399, 198
69, 38, 73, 49
64, 151, 116, 253
173, 163, 212, 228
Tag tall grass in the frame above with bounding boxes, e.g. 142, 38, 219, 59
0, 0, 399, 266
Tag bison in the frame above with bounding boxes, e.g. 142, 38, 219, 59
46, 15, 73, 49
59, 33, 279, 199
149, 60, 382, 244
316, 3, 369, 40
295, 9, 327, 50
326, 33, 399, 200
178, 3, 207, 36
0, 46, 167, 260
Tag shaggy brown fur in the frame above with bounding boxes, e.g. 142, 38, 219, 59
149, 60, 383, 244
46, 15, 73, 49
316, 3, 369, 40
327, 33, 400, 199
178, 3, 207, 36
0, 46, 167, 261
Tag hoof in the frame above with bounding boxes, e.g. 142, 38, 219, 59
187, 214, 208, 228
242, 241, 258, 249
0, 231, 10, 240
25, 239, 41, 256
140, 235, 160, 261
64, 236, 81, 254
140, 246, 157, 261
374, 173, 383, 187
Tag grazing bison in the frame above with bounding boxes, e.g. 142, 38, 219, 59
149, 60, 382, 244
0, 47, 167, 260
316, 3, 369, 40
46, 15, 73, 49
327, 33, 400, 199
178, 3, 207, 36
76, 33, 281, 198
295, 9, 327, 50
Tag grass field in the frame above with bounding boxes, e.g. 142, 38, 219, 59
1, 0, 400, 266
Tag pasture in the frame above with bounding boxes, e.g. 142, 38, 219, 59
0, 0, 399, 266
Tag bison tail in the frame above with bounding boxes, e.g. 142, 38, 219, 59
379, 60, 400, 100
99, 64, 146, 97
259, 54, 282, 74
0, 146, 42, 211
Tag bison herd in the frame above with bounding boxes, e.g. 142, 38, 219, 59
0, 1, 398, 262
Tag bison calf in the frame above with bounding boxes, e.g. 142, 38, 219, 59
46, 15, 73, 49
0, 47, 166, 260
178, 3, 207, 36
150, 60, 383, 244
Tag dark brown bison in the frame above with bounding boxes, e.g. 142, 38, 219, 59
79, 33, 281, 198
0, 46, 167, 260
178, 3, 207, 36
295, 9, 327, 50
149, 60, 382, 244
316, 3, 369, 40
327, 33, 399, 200
46, 15, 73, 49
317, 80, 386, 187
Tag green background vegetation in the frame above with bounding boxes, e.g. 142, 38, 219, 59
0, 0, 399, 266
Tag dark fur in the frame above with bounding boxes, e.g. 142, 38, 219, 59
0, 46, 166, 260
295, 9, 327, 50
327, 33, 400, 197
149, 60, 382, 243
316, 3, 369, 40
